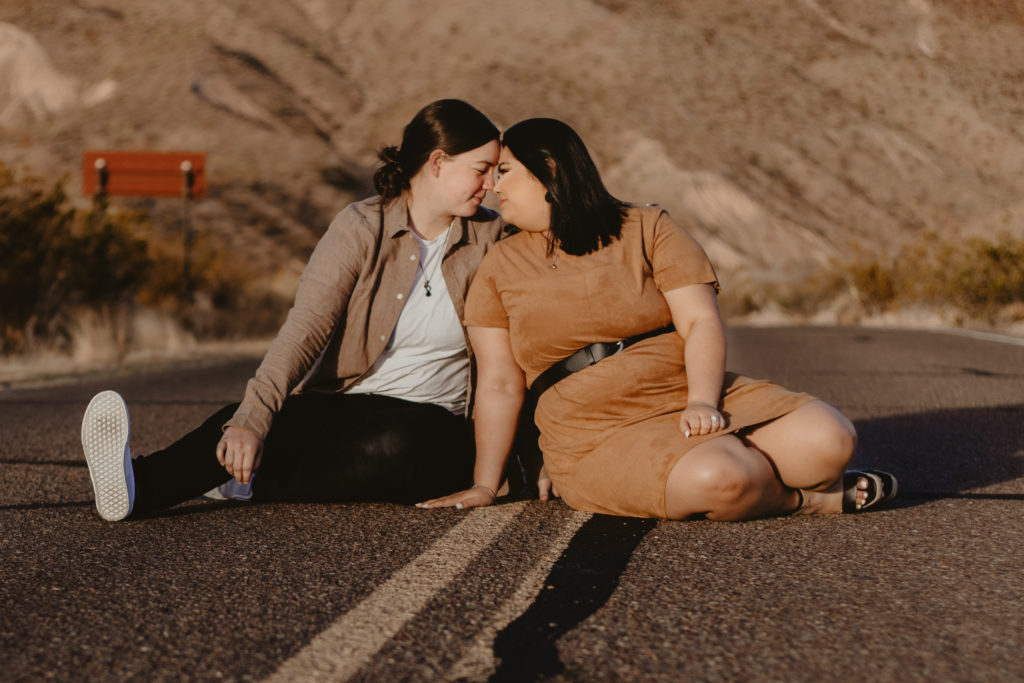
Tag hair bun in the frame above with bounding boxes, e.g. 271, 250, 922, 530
373, 145, 408, 199
378, 145, 403, 167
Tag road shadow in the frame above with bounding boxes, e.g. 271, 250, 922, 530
851, 403, 1024, 508
490, 515, 657, 681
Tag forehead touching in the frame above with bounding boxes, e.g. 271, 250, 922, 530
498, 147, 520, 165
458, 140, 499, 165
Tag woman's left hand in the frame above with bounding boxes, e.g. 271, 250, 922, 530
680, 402, 726, 438
416, 484, 497, 510
538, 464, 560, 501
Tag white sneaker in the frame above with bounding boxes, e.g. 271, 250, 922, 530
81, 390, 135, 521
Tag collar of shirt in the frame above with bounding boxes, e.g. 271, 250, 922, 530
382, 193, 479, 250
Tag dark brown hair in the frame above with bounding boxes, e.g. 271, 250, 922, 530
501, 118, 626, 256
373, 99, 499, 203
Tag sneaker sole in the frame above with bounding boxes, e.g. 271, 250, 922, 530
81, 391, 132, 521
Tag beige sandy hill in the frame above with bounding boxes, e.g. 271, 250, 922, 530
1, 0, 1022, 296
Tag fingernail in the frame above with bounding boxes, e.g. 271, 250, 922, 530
455, 502, 464, 510
415, 503, 425, 508
684, 430, 690, 438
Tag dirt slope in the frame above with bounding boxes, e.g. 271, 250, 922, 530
2, 0, 1022, 295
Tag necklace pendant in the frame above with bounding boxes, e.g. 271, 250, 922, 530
551, 263, 558, 270
424, 281, 432, 296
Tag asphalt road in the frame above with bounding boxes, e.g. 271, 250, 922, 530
1, 326, 1022, 682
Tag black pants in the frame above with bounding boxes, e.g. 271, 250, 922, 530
130, 393, 474, 517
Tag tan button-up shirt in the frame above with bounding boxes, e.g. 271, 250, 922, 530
225, 194, 508, 440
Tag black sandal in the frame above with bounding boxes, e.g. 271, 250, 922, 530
842, 469, 898, 512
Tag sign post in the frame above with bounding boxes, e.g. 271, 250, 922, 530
180, 160, 196, 297
82, 151, 207, 299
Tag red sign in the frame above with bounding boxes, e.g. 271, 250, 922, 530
82, 151, 207, 198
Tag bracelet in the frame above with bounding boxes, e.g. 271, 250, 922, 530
472, 483, 497, 499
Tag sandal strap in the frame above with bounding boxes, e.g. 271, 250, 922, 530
843, 470, 882, 513
789, 488, 808, 516
862, 468, 898, 502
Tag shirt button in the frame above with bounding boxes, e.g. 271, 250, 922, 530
396, 293, 404, 300
409, 254, 417, 261
380, 335, 386, 342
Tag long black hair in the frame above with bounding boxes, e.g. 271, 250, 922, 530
501, 118, 626, 256
373, 99, 499, 204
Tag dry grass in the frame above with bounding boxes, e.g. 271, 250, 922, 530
0, 161, 290, 362
722, 231, 1024, 332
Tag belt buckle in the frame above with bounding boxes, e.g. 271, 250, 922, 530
589, 341, 623, 365
578, 340, 626, 369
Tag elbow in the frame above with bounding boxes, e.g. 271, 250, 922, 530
479, 370, 525, 399
684, 309, 725, 337
493, 377, 526, 399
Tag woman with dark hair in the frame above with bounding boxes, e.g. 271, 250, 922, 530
81, 99, 508, 520
421, 118, 896, 519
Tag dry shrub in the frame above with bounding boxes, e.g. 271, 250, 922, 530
0, 161, 289, 358
944, 238, 1024, 312
67, 305, 134, 365
848, 232, 1024, 319
0, 164, 149, 354
177, 239, 292, 340
720, 265, 849, 320
739, 231, 1024, 325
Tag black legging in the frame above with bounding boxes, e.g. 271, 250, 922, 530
129, 393, 474, 517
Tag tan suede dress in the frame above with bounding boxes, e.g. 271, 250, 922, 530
464, 206, 816, 518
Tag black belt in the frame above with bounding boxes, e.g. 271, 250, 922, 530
529, 324, 676, 398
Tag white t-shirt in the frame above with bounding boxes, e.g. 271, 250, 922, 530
344, 227, 469, 414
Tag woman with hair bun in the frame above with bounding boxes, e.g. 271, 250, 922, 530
80, 99, 506, 520
421, 118, 897, 520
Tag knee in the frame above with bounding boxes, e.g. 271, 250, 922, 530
815, 412, 857, 470
792, 402, 857, 470
359, 428, 414, 463
688, 452, 759, 508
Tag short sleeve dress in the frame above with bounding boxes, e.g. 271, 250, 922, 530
465, 205, 816, 518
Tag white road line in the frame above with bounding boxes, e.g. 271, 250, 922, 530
266, 502, 526, 683
445, 510, 593, 680
934, 327, 1024, 347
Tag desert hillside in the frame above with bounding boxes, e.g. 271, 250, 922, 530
2, 0, 1023, 310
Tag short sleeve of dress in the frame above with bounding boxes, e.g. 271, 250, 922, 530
644, 207, 720, 293
464, 248, 510, 328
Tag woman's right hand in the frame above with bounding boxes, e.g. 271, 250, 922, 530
680, 401, 726, 438
216, 426, 264, 484
416, 485, 497, 510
